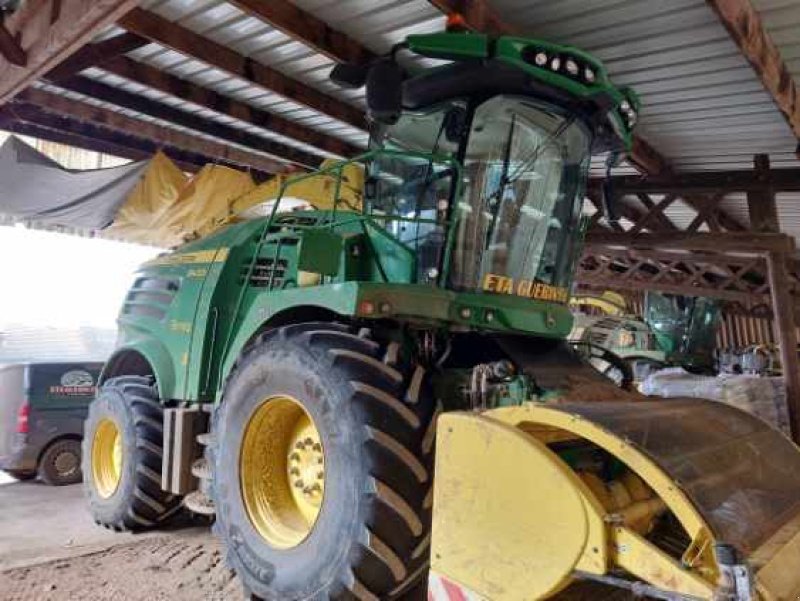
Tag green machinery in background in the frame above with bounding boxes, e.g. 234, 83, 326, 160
81, 28, 800, 601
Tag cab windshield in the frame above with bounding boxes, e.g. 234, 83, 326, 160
450, 96, 591, 299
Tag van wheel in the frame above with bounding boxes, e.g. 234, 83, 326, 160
82, 376, 181, 530
38, 439, 83, 485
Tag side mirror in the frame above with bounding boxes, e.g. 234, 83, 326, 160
366, 58, 403, 125
330, 62, 369, 89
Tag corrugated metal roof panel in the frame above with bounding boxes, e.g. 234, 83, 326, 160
66, 0, 800, 185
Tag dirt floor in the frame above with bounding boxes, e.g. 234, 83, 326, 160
0, 480, 237, 600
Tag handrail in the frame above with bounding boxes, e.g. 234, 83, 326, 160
215, 148, 462, 394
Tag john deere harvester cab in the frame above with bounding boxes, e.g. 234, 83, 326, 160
83, 29, 800, 601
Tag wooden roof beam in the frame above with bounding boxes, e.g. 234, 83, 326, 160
590, 168, 800, 194
12, 88, 289, 174
228, 0, 376, 64
0, 0, 140, 105
94, 56, 361, 159
45, 32, 149, 81
0, 111, 203, 173
118, 8, 366, 131
707, 0, 800, 140
584, 231, 794, 254
47, 74, 323, 170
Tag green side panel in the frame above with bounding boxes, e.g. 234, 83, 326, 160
297, 229, 344, 276
217, 281, 573, 402
407, 32, 489, 60
364, 221, 415, 283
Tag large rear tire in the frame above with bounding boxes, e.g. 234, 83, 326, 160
211, 322, 434, 600
82, 376, 181, 530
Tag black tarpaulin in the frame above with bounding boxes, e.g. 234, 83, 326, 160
0, 136, 149, 229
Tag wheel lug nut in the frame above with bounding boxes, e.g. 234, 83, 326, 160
290, 452, 300, 462
294, 441, 304, 450
290, 467, 300, 476
294, 479, 304, 489
317, 471, 324, 480
317, 457, 323, 464
312, 443, 322, 452
304, 437, 314, 446
309, 483, 322, 492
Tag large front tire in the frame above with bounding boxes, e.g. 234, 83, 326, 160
212, 323, 434, 600
82, 376, 181, 530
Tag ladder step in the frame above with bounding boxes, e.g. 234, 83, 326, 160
191, 457, 212, 480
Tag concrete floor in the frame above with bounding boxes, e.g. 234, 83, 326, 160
0, 480, 161, 571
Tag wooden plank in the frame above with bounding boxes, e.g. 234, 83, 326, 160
118, 8, 366, 131
12, 89, 289, 174
575, 274, 771, 305
45, 32, 149, 80
0, 111, 200, 173
589, 168, 800, 194
581, 245, 769, 269
707, 0, 800, 138
229, 0, 375, 64
766, 251, 800, 441
0, 20, 27, 66
747, 154, 780, 232
583, 231, 795, 253
0, 0, 140, 104
44, 76, 322, 169
97, 56, 361, 158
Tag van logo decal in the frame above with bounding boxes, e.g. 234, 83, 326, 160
49, 370, 96, 395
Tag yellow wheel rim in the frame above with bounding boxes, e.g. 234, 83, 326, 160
92, 418, 123, 498
240, 395, 325, 549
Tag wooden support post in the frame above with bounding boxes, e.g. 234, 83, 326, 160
747, 154, 780, 232
766, 251, 800, 442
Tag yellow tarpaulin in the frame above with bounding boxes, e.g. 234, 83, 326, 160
106, 155, 364, 248
103, 151, 187, 245
159, 164, 256, 243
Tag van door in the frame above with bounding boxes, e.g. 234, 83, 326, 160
0, 365, 26, 463
27, 363, 103, 447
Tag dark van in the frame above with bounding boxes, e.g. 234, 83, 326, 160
0, 362, 103, 485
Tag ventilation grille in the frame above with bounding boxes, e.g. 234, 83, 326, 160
122, 277, 179, 320
242, 257, 289, 289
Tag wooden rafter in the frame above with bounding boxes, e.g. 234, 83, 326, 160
91, 56, 361, 159
118, 8, 366, 131
45, 32, 148, 81
0, 18, 26, 66
0, 112, 205, 173
228, 0, 376, 64
10, 88, 289, 174
584, 231, 795, 253
590, 168, 800, 194
0, 0, 140, 104
45, 75, 322, 169
707, 0, 800, 139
